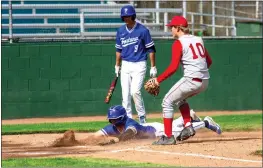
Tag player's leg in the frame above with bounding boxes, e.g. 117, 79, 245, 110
172, 121, 206, 139
171, 109, 202, 134
203, 116, 222, 134
175, 118, 221, 141
130, 61, 147, 123
172, 109, 201, 129
120, 61, 133, 118
143, 122, 165, 137
176, 78, 209, 141
153, 77, 208, 144
190, 109, 202, 122
176, 78, 208, 126
153, 77, 188, 145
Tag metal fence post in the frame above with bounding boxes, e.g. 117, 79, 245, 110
231, 0, 236, 36
255, 0, 259, 18
212, 0, 215, 36
155, 0, 160, 24
80, 11, 84, 36
199, 0, 203, 25
9, 0, 13, 43
164, 12, 168, 32
183, 0, 187, 18
191, 14, 194, 35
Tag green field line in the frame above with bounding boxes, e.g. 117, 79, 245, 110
2, 157, 169, 167
2, 114, 262, 135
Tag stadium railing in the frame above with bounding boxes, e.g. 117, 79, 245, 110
2, 2, 183, 41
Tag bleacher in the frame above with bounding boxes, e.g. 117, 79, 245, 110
1, 0, 157, 38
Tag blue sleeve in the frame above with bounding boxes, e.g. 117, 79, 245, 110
115, 30, 122, 51
100, 124, 119, 137
124, 119, 140, 131
143, 29, 154, 49
134, 125, 156, 139
125, 119, 156, 139
146, 46, 156, 53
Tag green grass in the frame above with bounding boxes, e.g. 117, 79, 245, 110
2, 157, 168, 167
251, 150, 263, 156
198, 114, 262, 132
2, 121, 107, 135
2, 114, 262, 135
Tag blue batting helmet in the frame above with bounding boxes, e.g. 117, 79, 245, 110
107, 105, 127, 126
120, 5, 136, 19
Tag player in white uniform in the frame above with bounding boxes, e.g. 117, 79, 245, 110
143, 110, 221, 139
115, 5, 157, 123
148, 16, 213, 145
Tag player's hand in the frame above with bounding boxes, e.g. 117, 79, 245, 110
98, 137, 119, 146
150, 66, 157, 77
115, 65, 120, 77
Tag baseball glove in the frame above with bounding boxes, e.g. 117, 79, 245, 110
144, 78, 160, 96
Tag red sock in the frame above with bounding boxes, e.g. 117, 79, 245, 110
179, 103, 191, 126
163, 118, 173, 138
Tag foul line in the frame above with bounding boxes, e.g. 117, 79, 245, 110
110, 146, 262, 163
4, 146, 262, 164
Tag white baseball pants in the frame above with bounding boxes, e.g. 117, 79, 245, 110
120, 60, 147, 118
162, 77, 209, 118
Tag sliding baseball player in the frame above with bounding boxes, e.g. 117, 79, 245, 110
52, 105, 221, 146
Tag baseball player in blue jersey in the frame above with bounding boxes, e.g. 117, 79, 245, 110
100, 105, 156, 141
115, 5, 157, 123
52, 105, 221, 146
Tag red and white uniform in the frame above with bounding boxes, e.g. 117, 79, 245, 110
155, 16, 213, 139
157, 35, 212, 83
157, 35, 212, 121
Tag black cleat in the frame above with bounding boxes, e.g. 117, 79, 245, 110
152, 135, 176, 145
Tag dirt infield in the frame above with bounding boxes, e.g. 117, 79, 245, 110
2, 130, 262, 167
2, 110, 262, 167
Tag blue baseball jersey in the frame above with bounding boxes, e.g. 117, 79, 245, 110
100, 118, 156, 139
115, 22, 155, 62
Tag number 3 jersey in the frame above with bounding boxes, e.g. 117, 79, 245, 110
157, 35, 212, 83
115, 22, 154, 62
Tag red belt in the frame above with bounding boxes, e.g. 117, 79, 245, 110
192, 78, 202, 82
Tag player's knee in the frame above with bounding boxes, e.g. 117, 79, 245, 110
162, 98, 172, 109
162, 99, 174, 118
176, 100, 186, 108
131, 90, 141, 97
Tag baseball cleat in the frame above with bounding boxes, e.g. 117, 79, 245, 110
139, 115, 146, 124
176, 123, 196, 141
152, 135, 176, 145
204, 116, 222, 134
118, 128, 137, 141
190, 109, 202, 122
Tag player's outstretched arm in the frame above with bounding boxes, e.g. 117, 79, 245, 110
78, 130, 119, 146
51, 130, 119, 147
